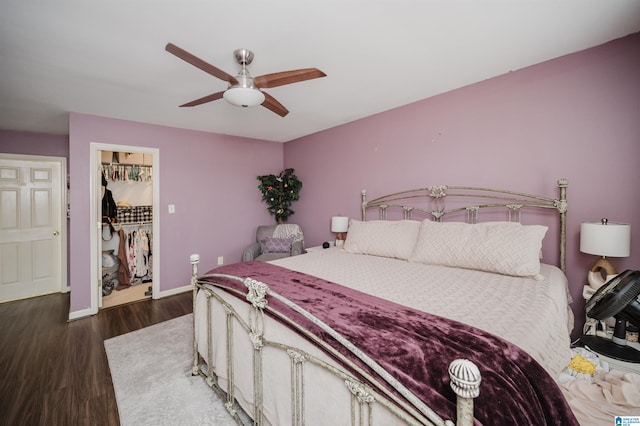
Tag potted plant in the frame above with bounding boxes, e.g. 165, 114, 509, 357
257, 168, 302, 223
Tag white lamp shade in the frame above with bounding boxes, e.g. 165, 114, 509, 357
331, 216, 349, 233
223, 87, 265, 107
580, 220, 631, 257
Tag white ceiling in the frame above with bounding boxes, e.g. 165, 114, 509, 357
1, 1, 639, 143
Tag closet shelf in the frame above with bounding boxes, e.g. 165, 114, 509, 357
101, 151, 152, 166
102, 221, 151, 228
101, 162, 151, 168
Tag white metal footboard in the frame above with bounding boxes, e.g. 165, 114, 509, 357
189, 254, 480, 426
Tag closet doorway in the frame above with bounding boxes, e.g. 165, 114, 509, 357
89, 143, 159, 312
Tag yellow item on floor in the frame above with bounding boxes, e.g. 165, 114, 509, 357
568, 354, 596, 376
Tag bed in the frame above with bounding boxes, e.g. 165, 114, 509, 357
189, 179, 580, 425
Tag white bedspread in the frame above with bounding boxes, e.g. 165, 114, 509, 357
272, 247, 574, 379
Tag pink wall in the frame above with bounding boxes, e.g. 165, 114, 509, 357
1, 129, 69, 159
284, 33, 640, 338
68, 113, 282, 314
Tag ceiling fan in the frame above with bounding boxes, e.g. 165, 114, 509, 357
165, 43, 326, 117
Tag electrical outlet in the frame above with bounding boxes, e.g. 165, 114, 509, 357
217, 256, 224, 265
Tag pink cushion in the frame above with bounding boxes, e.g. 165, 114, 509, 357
261, 236, 294, 253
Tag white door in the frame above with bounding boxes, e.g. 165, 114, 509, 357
0, 156, 63, 303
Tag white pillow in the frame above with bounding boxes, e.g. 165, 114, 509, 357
343, 219, 421, 260
408, 220, 548, 277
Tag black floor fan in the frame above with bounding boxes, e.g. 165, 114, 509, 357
581, 269, 640, 363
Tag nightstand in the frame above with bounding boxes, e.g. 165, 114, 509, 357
305, 242, 335, 253
305, 246, 324, 253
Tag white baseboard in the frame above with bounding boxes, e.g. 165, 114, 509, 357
68, 284, 192, 320
157, 284, 193, 299
68, 306, 97, 321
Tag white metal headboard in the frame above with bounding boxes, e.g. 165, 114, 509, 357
361, 179, 568, 272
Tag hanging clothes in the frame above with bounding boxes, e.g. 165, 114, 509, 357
101, 164, 152, 183
135, 230, 149, 278
121, 224, 152, 283
116, 229, 132, 289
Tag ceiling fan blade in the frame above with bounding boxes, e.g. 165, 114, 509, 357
166, 43, 238, 85
179, 91, 225, 107
261, 92, 289, 117
254, 68, 326, 88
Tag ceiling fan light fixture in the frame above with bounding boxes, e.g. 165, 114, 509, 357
223, 86, 265, 108
166, 44, 324, 116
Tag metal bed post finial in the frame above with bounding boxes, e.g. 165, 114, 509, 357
448, 359, 481, 426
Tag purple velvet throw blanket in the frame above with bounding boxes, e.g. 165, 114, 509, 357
204, 261, 578, 426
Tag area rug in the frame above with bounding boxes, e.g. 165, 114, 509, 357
105, 314, 244, 426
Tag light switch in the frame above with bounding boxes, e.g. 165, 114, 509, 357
168, 204, 175, 214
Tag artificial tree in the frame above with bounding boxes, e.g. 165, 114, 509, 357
257, 168, 303, 223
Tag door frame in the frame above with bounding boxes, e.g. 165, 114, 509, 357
89, 143, 160, 313
0, 153, 68, 295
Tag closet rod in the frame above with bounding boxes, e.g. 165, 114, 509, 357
119, 221, 152, 227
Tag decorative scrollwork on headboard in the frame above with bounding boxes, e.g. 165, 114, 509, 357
431, 210, 445, 221
361, 179, 568, 272
554, 199, 568, 214
428, 185, 447, 198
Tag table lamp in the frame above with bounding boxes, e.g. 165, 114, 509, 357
331, 216, 349, 247
580, 218, 631, 290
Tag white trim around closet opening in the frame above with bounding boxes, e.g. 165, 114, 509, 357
89, 142, 160, 315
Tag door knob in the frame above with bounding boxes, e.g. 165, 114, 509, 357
53, 231, 60, 236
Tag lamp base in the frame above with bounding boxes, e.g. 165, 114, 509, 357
581, 334, 640, 363
587, 257, 618, 290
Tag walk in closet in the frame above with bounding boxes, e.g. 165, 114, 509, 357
100, 151, 153, 308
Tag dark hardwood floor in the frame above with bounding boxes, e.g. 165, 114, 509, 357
0, 291, 192, 426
